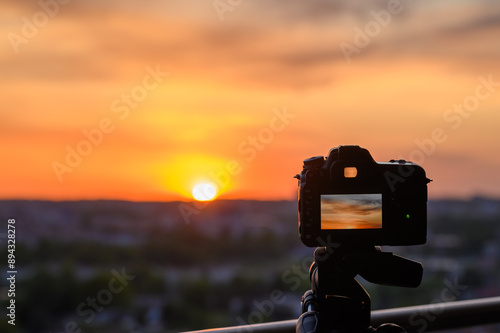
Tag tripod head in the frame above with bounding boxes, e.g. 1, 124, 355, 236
296, 245, 423, 333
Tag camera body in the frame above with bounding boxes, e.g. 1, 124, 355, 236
297, 145, 430, 247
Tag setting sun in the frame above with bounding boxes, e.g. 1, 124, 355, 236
192, 183, 218, 201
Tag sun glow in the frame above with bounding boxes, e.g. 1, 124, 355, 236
159, 154, 233, 199
192, 183, 218, 201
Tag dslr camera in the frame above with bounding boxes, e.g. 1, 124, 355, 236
296, 145, 430, 247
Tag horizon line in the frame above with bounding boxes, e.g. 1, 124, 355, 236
1, 195, 500, 203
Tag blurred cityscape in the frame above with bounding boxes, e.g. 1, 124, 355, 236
1, 198, 500, 333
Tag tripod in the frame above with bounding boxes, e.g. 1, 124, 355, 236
296, 244, 423, 333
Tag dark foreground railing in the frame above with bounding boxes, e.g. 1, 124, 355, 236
182, 296, 500, 333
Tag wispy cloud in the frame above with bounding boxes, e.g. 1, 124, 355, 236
3, 0, 499, 87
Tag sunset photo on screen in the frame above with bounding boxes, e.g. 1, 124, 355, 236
321, 194, 382, 229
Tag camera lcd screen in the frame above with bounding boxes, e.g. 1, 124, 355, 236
320, 194, 382, 229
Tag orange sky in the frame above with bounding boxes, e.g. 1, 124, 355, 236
1, 0, 500, 201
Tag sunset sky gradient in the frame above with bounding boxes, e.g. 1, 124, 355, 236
1, 0, 500, 201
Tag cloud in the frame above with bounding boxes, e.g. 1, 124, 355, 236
2, 0, 499, 90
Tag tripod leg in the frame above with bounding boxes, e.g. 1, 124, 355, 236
296, 310, 319, 333
297, 290, 319, 333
